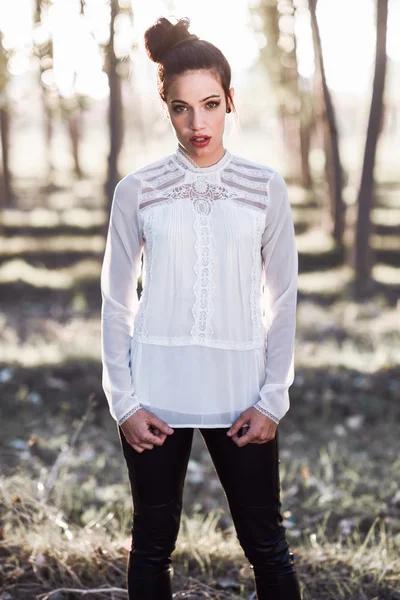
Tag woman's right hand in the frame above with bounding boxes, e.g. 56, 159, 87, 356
120, 408, 174, 453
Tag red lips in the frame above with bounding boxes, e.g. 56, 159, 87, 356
189, 137, 211, 148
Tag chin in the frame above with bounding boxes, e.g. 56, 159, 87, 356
190, 143, 215, 153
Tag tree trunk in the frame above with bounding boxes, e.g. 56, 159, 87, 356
33, 2, 56, 191
42, 95, 55, 189
106, 0, 123, 205
353, 0, 388, 298
67, 111, 83, 179
0, 106, 13, 206
299, 86, 313, 189
252, 0, 311, 185
0, 33, 13, 207
309, 0, 345, 244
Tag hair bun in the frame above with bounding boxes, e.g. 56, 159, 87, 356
144, 16, 198, 64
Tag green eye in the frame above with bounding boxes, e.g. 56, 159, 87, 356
172, 101, 220, 113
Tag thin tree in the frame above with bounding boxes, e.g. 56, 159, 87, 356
352, 0, 388, 297
250, 0, 313, 187
0, 31, 13, 206
33, 0, 56, 189
60, 0, 88, 180
309, 0, 345, 244
105, 0, 123, 203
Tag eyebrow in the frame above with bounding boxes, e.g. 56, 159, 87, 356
170, 94, 221, 104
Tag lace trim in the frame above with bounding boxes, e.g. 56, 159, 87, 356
132, 333, 264, 350
229, 157, 275, 177
174, 146, 233, 172
250, 215, 265, 341
142, 182, 193, 205
253, 404, 280, 424
138, 167, 271, 214
140, 196, 177, 210
231, 197, 268, 212
135, 173, 269, 347
136, 157, 178, 179
177, 180, 232, 202
136, 210, 156, 337
222, 169, 270, 193
135, 154, 275, 208
219, 179, 271, 205
139, 192, 268, 215
141, 180, 232, 205
190, 177, 216, 341
141, 170, 183, 191
118, 405, 143, 425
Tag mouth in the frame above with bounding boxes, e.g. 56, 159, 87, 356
189, 136, 211, 148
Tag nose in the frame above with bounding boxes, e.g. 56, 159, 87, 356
190, 108, 206, 131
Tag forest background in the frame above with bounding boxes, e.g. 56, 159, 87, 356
0, 0, 399, 598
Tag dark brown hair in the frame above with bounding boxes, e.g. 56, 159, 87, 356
144, 16, 236, 116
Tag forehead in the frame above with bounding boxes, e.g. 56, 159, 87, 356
167, 70, 223, 100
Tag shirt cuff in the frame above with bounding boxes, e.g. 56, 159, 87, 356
253, 402, 280, 424
117, 405, 143, 425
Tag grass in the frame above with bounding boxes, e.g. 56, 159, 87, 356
1, 426, 399, 600
1, 311, 400, 599
1, 141, 400, 597
1, 255, 400, 599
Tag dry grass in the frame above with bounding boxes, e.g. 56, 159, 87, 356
1, 135, 400, 599
1, 386, 399, 600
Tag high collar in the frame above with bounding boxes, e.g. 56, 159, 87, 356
173, 144, 232, 173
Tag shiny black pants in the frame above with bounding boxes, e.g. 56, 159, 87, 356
117, 424, 302, 599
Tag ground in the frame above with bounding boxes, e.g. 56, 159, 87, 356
1, 134, 400, 598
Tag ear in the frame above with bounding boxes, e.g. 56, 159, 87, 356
228, 87, 235, 111
163, 106, 170, 120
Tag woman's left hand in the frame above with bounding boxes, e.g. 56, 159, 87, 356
226, 407, 277, 447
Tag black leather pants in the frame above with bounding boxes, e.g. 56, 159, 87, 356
117, 424, 302, 599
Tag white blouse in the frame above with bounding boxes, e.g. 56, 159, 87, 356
100, 144, 298, 428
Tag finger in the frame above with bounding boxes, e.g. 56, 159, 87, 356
142, 431, 165, 446
260, 432, 275, 443
132, 444, 144, 453
131, 435, 155, 450
149, 416, 174, 436
152, 428, 166, 441
227, 418, 247, 437
137, 442, 154, 450
149, 426, 168, 445
150, 430, 167, 443
230, 427, 249, 445
148, 435, 166, 446
235, 428, 255, 447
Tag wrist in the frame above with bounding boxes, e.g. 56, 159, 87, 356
253, 403, 280, 425
118, 405, 143, 426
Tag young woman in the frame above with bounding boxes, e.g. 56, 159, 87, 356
100, 15, 302, 600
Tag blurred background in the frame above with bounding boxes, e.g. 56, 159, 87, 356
1, 1, 399, 599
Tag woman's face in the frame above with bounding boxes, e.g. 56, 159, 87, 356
165, 69, 234, 167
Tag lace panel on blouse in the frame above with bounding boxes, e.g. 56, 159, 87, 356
132, 154, 275, 350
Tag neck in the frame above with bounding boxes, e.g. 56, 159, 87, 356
178, 143, 226, 168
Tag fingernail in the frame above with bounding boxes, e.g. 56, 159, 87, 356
168, 427, 174, 433
227, 430, 232, 436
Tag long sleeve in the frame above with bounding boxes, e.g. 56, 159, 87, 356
253, 170, 298, 424
100, 173, 144, 425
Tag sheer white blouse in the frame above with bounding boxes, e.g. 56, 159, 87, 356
100, 145, 298, 428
